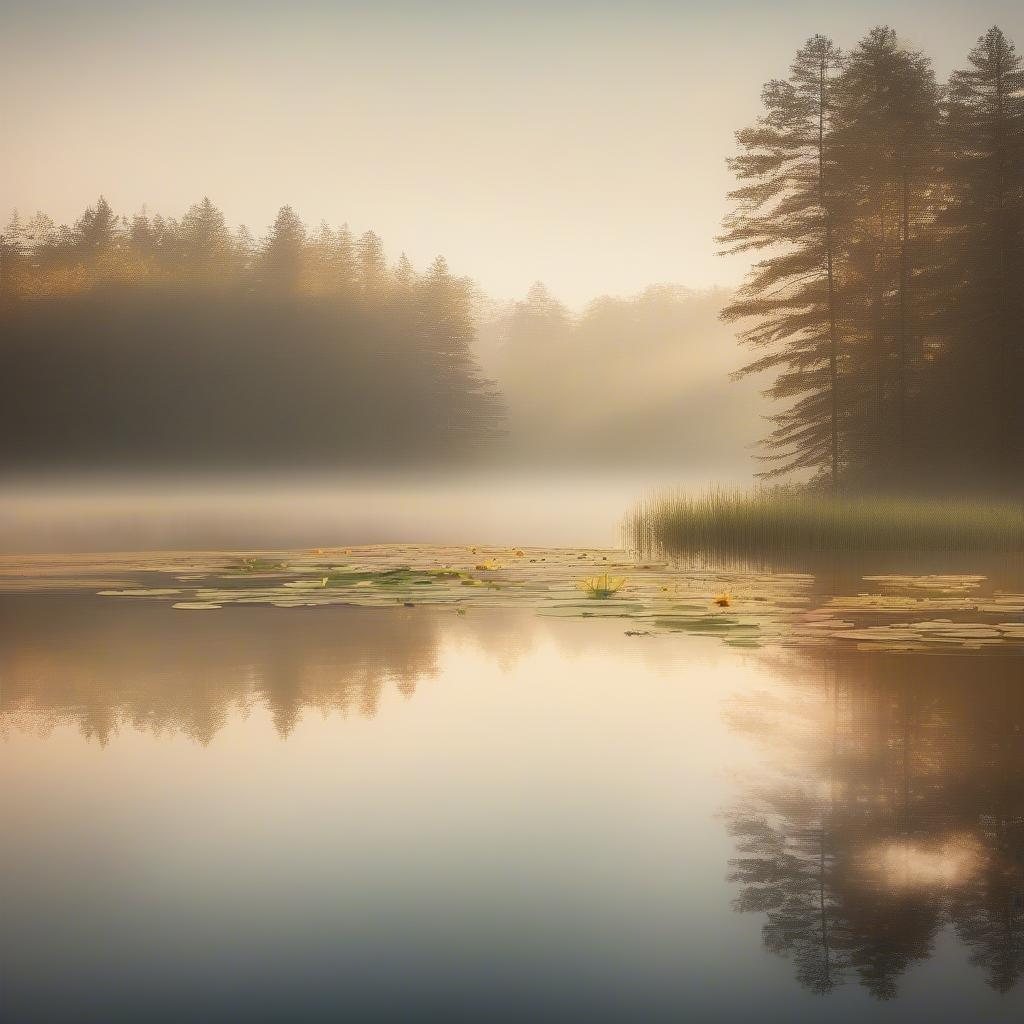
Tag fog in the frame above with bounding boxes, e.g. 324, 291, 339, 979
0, 469, 751, 554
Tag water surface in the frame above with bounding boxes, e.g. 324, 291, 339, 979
2, 564, 1022, 1022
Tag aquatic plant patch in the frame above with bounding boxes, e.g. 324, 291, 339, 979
1, 547, 1022, 653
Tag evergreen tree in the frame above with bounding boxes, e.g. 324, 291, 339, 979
260, 205, 307, 291
335, 223, 356, 292
720, 35, 847, 488
357, 229, 386, 294
178, 197, 235, 282
74, 195, 120, 258
416, 255, 501, 450
835, 29, 941, 481
943, 26, 1024, 485
0, 210, 26, 299
393, 252, 416, 292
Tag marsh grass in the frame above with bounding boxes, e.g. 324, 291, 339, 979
627, 488, 1024, 561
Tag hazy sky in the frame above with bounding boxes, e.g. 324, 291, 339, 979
2, 0, 1022, 305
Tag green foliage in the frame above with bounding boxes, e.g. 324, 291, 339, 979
576, 573, 627, 598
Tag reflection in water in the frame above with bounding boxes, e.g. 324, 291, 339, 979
727, 650, 1024, 999
0, 595, 447, 742
3, 587, 1024, 1019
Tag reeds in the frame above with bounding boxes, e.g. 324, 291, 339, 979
626, 488, 1024, 560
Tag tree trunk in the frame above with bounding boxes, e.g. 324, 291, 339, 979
897, 168, 911, 476
819, 60, 840, 492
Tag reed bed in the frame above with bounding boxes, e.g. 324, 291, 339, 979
627, 488, 1024, 560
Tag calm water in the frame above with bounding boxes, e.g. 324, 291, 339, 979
2, 579, 1023, 1022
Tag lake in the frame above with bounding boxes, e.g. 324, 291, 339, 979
1, 484, 1022, 1022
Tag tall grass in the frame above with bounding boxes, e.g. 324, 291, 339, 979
627, 488, 1024, 560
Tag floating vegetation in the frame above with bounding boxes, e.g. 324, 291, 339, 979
576, 574, 627, 599
861, 574, 987, 592
628, 488, 1024, 561
97, 588, 182, 597
230, 556, 289, 574
2, 546, 1022, 654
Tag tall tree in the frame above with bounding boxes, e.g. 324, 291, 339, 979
720, 35, 847, 488
416, 255, 501, 451
357, 229, 386, 294
817, 30, 942, 484
178, 197, 236, 283
0, 211, 26, 299
260, 205, 307, 291
943, 26, 1024, 486
74, 195, 120, 258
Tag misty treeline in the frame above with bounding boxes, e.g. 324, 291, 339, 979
478, 283, 763, 468
724, 26, 1024, 494
0, 198, 501, 467
0, 193, 765, 472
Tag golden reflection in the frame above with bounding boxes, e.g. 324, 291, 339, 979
0, 596, 449, 743
858, 836, 982, 891
727, 649, 1024, 998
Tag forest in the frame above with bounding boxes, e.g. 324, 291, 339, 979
0, 200, 502, 468
724, 25, 1023, 494
0, 194, 762, 473
1, 24, 1021, 488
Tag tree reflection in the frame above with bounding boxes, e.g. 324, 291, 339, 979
0, 595, 448, 742
726, 650, 1024, 999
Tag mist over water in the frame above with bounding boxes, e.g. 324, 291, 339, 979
0, 470, 751, 553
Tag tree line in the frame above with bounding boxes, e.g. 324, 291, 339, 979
0, 198, 502, 468
723, 25, 1023, 494
477, 282, 763, 469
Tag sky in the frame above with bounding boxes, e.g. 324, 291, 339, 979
2, 0, 1022, 306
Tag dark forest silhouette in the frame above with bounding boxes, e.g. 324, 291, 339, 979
0, 199, 502, 468
723, 26, 1023, 493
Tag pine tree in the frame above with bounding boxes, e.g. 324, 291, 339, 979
178, 197, 235, 282
393, 252, 415, 291
335, 223, 356, 293
944, 26, 1024, 485
827, 31, 942, 484
720, 35, 847, 488
74, 195, 120, 257
260, 205, 307, 291
357, 229, 386, 294
416, 255, 501, 451
0, 210, 26, 299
